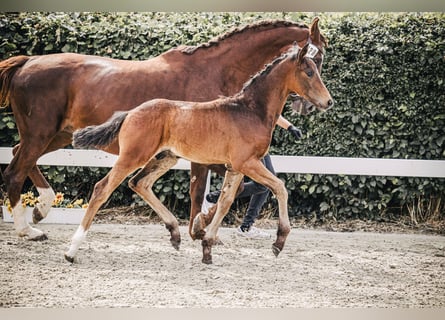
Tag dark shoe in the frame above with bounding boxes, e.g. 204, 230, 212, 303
206, 191, 220, 203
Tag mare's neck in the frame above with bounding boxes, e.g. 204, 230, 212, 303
184, 25, 309, 96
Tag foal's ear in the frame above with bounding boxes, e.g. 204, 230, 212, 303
310, 17, 321, 44
297, 43, 309, 64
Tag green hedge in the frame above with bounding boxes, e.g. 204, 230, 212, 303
1, 12, 444, 222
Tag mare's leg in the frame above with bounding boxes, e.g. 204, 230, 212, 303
3, 141, 53, 240
128, 151, 181, 250
65, 156, 140, 262
27, 131, 72, 224
239, 159, 290, 257
10, 145, 55, 225
201, 169, 243, 264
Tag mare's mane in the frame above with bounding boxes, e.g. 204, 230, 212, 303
180, 20, 308, 55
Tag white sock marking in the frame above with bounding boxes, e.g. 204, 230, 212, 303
36, 187, 56, 218
66, 225, 88, 259
12, 202, 44, 238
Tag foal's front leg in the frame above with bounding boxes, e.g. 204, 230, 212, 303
201, 169, 243, 264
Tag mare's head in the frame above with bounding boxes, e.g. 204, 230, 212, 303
286, 43, 333, 112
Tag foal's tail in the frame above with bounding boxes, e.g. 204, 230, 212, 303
0, 55, 30, 108
73, 111, 129, 149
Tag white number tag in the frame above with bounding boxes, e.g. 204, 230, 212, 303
305, 44, 319, 59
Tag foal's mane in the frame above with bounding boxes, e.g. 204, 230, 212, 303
238, 47, 298, 94
180, 20, 308, 55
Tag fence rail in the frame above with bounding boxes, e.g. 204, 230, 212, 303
1, 147, 444, 178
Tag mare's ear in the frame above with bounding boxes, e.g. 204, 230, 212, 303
310, 17, 321, 44
297, 43, 309, 65
310, 16, 328, 48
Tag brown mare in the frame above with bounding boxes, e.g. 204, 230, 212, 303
0, 18, 327, 242
67, 43, 333, 264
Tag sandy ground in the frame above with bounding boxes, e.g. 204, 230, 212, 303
0, 220, 444, 308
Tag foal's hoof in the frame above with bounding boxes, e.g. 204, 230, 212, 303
165, 224, 181, 250
64, 253, 75, 264
201, 238, 213, 264
272, 244, 281, 257
192, 213, 207, 240
32, 207, 45, 224
202, 256, 213, 265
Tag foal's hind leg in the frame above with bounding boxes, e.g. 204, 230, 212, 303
128, 151, 181, 250
65, 157, 140, 262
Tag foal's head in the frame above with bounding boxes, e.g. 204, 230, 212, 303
286, 44, 333, 112
289, 17, 328, 115
288, 93, 316, 115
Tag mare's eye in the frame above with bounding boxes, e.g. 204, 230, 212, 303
306, 70, 314, 77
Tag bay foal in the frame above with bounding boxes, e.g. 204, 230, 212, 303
68, 43, 333, 264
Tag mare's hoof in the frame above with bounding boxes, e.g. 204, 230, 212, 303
272, 244, 281, 257
202, 256, 213, 264
29, 233, 48, 241
170, 238, 180, 251
32, 207, 44, 224
64, 253, 75, 263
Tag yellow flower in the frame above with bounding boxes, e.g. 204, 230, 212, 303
53, 192, 64, 206
82, 204, 89, 209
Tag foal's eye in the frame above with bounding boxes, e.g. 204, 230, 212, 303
306, 70, 314, 77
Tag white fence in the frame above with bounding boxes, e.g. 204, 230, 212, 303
1, 147, 445, 178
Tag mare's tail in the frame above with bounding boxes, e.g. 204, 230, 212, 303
73, 111, 129, 149
0, 55, 30, 108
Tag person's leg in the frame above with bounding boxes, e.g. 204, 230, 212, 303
239, 154, 276, 230
239, 187, 269, 230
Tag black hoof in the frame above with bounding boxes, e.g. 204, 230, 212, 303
202, 257, 213, 264
272, 244, 281, 257
29, 233, 48, 241
64, 254, 75, 263
171, 239, 180, 251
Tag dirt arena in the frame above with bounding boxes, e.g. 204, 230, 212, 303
0, 219, 444, 307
